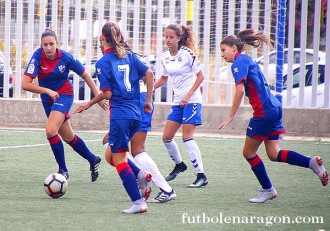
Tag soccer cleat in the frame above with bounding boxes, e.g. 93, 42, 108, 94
58, 169, 69, 180
249, 187, 278, 203
165, 162, 187, 181
309, 156, 328, 186
137, 170, 152, 201
187, 173, 208, 188
147, 189, 177, 203
90, 155, 101, 182
122, 200, 147, 214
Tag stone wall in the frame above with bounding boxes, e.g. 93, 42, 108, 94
1, 98, 329, 137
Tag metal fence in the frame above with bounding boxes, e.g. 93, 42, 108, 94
0, 0, 329, 108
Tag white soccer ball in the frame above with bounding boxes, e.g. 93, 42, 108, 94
44, 173, 68, 198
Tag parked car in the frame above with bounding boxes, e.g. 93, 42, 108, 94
270, 62, 326, 107
69, 54, 168, 101
219, 48, 326, 84
0, 50, 13, 97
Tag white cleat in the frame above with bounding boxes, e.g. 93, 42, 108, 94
137, 170, 152, 201
249, 187, 278, 203
122, 200, 147, 214
147, 189, 176, 203
309, 156, 328, 186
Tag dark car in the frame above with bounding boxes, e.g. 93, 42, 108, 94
69, 54, 167, 101
0, 51, 13, 97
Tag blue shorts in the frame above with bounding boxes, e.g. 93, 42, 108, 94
167, 103, 202, 125
246, 106, 286, 140
42, 95, 73, 120
139, 92, 153, 132
108, 119, 141, 153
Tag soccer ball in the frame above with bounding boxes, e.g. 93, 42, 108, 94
44, 173, 68, 198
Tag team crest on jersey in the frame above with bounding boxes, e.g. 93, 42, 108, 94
97, 68, 101, 74
58, 65, 66, 73
178, 57, 182, 62
233, 67, 239, 73
27, 63, 35, 74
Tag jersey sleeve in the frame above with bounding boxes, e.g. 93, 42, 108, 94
65, 52, 85, 76
231, 58, 248, 85
95, 61, 111, 91
24, 49, 41, 78
187, 50, 203, 75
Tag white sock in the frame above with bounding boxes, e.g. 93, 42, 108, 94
184, 138, 204, 173
164, 139, 182, 164
134, 152, 172, 193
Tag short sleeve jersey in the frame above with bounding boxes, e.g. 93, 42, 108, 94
96, 49, 148, 120
231, 53, 281, 117
24, 48, 84, 98
161, 46, 203, 104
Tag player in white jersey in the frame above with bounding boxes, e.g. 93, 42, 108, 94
154, 24, 208, 188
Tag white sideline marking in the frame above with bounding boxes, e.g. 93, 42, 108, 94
0, 139, 102, 150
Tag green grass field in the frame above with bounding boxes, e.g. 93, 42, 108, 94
0, 129, 329, 231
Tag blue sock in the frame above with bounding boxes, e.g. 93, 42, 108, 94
247, 155, 272, 189
116, 162, 142, 202
48, 134, 67, 172
67, 135, 96, 164
127, 158, 141, 178
277, 150, 310, 168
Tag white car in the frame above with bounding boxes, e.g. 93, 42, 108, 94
270, 62, 326, 107
219, 48, 326, 84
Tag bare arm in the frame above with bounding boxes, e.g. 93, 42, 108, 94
143, 69, 154, 113
154, 75, 168, 90
80, 71, 108, 110
180, 70, 204, 106
218, 82, 245, 130
73, 90, 112, 114
22, 75, 59, 101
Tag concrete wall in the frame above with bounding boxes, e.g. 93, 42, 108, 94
1, 98, 329, 137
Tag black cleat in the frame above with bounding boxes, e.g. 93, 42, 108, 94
165, 162, 187, 181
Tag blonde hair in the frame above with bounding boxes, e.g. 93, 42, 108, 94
102, 22, 127, 59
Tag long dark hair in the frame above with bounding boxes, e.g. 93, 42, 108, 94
220, 29, 272, 52
166, 24, 197, 54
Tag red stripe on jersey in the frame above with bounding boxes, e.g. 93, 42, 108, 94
56, 80, 73, 95
48, 134, 61, 144
248, 81, 265, 117
38, 50, 62, 79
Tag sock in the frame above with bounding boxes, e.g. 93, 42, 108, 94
164, 139, 182, 164
116, 162, 142, 202
276, 150, 311, 168
48, 134, 67, 172
134, 152, 173, 193
67, 135, 96, 164
127, 157, 141, 178
184, 138, 204, 173
246, 155, 272, 189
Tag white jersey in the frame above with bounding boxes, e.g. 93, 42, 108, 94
161, 46, 203, 104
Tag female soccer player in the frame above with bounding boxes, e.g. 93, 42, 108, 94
218, 29, 328, 203
97, 35, 176, 203
22, 28, 107, 182
154, 24, 208, 188
74, 22, 154, 214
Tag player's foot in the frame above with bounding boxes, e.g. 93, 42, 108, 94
147, 189, 177, 203
122, 200, 147, 214
137, 170, 152, 201
187, 173, 208, 188
165, 162, 187, 181
58, 169, 69, 180
249, 186, 277, 203
309, 156, 328, 186
90, 155, 101, 182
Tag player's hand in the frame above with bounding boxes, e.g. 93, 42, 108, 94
218, 115, 234, 130
179, 94, 191, 107
144, 102, 153, 114
73, 104, 91, 114
47, 89, 59, 102
98, 99, 109, 111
